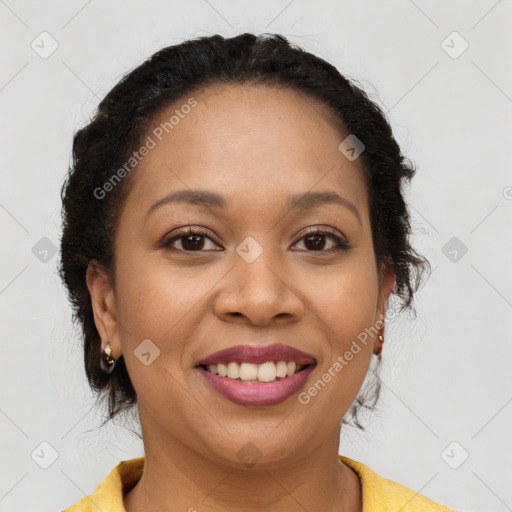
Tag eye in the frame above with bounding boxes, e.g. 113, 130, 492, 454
160, 226, 222, 252
159, 225, 351, 253
292, 227, 350, 252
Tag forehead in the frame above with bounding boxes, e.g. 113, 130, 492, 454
124, 83, 368, 216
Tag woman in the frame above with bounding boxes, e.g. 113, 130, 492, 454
60, 33, 458, 511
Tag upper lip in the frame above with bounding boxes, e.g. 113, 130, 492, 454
196, 343, 317, 366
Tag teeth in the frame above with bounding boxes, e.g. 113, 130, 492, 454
276, 361, 287, 378
227, 362, 240, 379
258, 362, 276, 382
207, 364, 218, 375
240, 362, 258, 381
205, 361, 305, 383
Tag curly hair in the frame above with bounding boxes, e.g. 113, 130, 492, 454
59, 32, 430, 431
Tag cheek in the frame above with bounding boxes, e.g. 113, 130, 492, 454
112, 256, 231, 445
112, 257, 198, 407
305, 255, 379, 402
301, 301, 376, 428
115, 256, 197, 336
312, 256, 379, 338
113, 253, 225, 369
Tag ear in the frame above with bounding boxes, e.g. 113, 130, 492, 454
86, 261, 121, 359
373, 261, 395, 354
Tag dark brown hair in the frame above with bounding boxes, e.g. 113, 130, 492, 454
59, 33, 430, 431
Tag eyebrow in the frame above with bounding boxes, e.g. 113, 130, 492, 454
146, 189, 361, 225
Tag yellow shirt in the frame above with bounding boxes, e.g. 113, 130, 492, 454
62, 455, 459, 511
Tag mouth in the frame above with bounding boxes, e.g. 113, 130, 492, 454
195, 344, 317, 406
198, 360, 312, 384
196, 343, 316, 367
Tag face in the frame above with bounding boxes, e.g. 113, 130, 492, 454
88, 83, 395, 468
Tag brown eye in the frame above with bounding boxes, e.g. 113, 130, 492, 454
160, 227, 222, 252
292, 227, 350, 252
176, 234, 207, 251
303, 233, 330, 251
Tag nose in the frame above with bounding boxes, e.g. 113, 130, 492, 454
212, 248, 305, 327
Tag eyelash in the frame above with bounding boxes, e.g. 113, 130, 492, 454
159, 225, 351, 253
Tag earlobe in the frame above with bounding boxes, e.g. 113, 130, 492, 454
86, 261, 120, 358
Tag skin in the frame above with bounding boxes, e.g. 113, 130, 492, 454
87, 83, 395, 512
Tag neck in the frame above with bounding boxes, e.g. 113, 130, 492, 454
124, 408, 362, 512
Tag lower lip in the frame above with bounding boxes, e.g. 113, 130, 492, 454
197, 364, 316, 406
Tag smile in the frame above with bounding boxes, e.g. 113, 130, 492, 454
203, 360, 305, 383
197, 362, 316, 407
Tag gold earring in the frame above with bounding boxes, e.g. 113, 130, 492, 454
100, 341, 117, 374
375, 332, 384, 355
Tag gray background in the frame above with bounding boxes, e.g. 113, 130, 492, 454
1, 1, 511, 511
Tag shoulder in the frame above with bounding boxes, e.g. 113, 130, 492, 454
61, 457, 145, 512
339, 455, 459, 512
